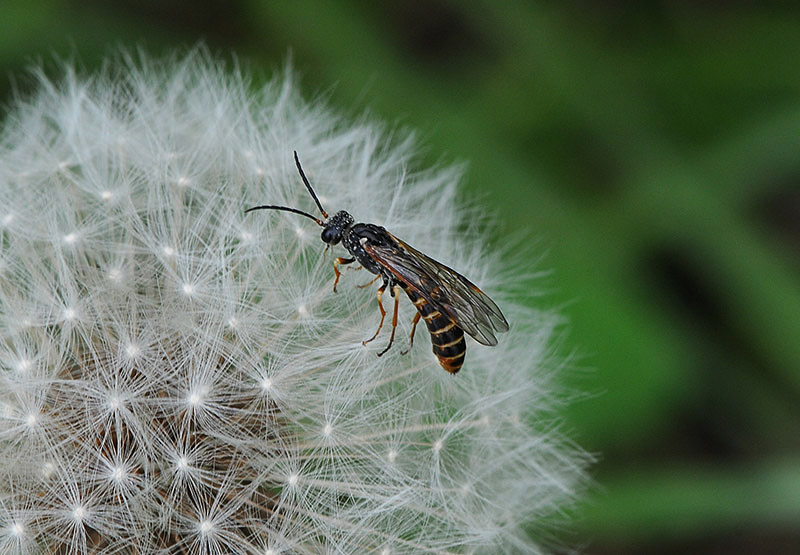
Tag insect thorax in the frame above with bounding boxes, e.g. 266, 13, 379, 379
344, 222, 393, 276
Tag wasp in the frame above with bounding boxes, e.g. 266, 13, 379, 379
246, 152, 509, 374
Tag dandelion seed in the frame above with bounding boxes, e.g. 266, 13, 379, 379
297, 304, 308, 317
107, 395, 123, 411
323, 423, 333, 437
198, 520, 213, 535
175, 456, 191, 472
187, 390, 203, 406
260, 377, 273, 392
101, 190, 113, 200
2, 213, 14, 226
24, 412, 38, 428
287, 473, 299, 487
432, 439, 443, 453
62, 232, 78, 244
125, 343, 140, 358
162, 246, 175, 257
9, 522, 24, 537
176, 176, 190, 187
110, 466, 126, 483
63, 307, 77, 321
16, 359, 31, 373
72, 506, 86, 523
182, 283, 195, 296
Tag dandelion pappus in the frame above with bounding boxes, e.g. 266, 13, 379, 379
246, 152, 509, 374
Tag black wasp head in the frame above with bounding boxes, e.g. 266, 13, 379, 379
321, 210, 354, 245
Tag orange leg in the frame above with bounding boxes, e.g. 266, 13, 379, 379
378, 286, 402, 357
333, 257, 355, 293
363, 284, 387, 345
357, 275, 381, 289
400, 312, 421, 355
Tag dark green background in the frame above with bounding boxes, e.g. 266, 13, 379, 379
3, 1, 799, 552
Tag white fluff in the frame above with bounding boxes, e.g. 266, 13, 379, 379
0, 49, 586, 553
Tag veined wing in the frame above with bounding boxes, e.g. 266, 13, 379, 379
363, 232, 509, 346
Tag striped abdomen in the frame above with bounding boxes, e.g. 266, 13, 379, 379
404, 288, 466, 374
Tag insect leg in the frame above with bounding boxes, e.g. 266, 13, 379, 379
400, 312, 421, 355
362, 280, 388, 345
378, 285, 402, 357
357, 275, 381, 289
333, 257, 355, 293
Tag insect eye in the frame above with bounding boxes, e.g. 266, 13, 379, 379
321, 227, 341, 245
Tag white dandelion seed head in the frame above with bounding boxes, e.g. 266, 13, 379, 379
0, 49, 587, 553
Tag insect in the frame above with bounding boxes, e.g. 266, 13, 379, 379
245, 152, 509, 374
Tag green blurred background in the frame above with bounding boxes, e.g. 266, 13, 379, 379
2, 1, 799, 552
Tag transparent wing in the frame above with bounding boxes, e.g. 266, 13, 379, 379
364, 233, 509, 346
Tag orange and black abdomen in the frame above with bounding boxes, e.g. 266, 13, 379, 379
404, 287, 466, 374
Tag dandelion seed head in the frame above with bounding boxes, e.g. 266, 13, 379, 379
0, 49, 586, 553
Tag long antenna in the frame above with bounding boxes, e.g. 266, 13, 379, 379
244, 205, 324, 226
293, 151, 328, 219
244, 151, 329, 226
